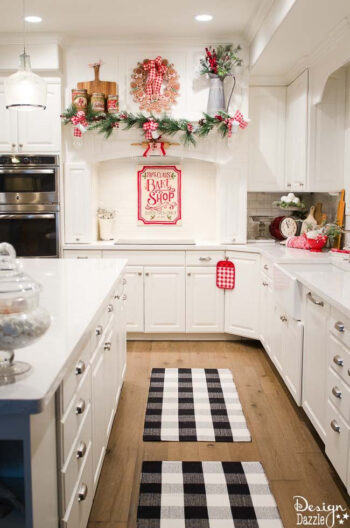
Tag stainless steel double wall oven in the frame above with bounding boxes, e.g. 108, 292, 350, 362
0, 155, 60, 257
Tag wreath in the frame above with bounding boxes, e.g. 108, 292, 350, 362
130, 56, 180, 113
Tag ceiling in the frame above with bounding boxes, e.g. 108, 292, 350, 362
0, 0, 271, 40
251, 0, 350, 78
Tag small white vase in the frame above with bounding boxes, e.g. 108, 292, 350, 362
99, 218, 114, 240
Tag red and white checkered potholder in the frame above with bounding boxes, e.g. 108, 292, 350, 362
216, 260, 235, 290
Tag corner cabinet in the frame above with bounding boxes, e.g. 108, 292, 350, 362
0, 80, 61, 153
224, 252, 260, 339
285, 70, 309, 191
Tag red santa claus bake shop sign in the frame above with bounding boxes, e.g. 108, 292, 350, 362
137, 165, 181, 225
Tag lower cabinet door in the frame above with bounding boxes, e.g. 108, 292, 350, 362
186, 267, 224, 332
125, 266, 144, 332
224, 252, 260, 338
91, 343, 107, 489
260, 276, 273, 356
144, 266, 185, 332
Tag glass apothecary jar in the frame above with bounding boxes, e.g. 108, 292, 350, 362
0, 243, 50, 382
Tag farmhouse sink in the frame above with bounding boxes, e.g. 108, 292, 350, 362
273, 262, 345, 320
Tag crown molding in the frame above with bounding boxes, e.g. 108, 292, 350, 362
244, 0, 275, 44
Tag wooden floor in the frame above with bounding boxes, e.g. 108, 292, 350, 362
88, 340, 350, 528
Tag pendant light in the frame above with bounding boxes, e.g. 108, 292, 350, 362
4, 0, 46, 111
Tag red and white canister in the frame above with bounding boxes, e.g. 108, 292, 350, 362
216, 259, 235, 290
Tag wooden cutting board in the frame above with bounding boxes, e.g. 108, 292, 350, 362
335, 189, 345, 248
77, 64, 117, 97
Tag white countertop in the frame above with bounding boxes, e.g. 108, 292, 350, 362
0, 258, 127, 415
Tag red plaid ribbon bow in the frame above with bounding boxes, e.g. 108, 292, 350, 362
143, 119, 159, 140
143, 56, 167, 96
233, 110, 248, 129
71, 111, 88, 137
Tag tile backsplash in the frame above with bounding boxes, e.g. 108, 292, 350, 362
247, 192, 340, 240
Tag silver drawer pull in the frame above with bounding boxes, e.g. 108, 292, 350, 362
333, 355, 344, 367
307, 292, 324, 306
264, 264, 269, 270
199, 256, 212, 262
76, 441, 87, 459
75, 360, 86, 376
122, 294, 127, 301
107, 303, 114, 313
334, 321, 345, 333
95, 325, 103, 336
77, 256, 88, 259
104, 341, 111, 352
75, 399, 86, 415
262, 281, 268, 287
330, 419, 341, 433
77, 483, 88, 502
114, 294, 120, 300
332, 386, 342, 399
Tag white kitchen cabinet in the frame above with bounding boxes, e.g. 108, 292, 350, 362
64, 163, 97, 244
280, 314, 303, 405
285, 70, 308, 191
186, 267, 224, 333
224, 252, 260, 339
217, 166, 247, 244
144, 266, 185, 332
270, 302, 284, 374
125, 266, 144, 332
259, 275, 274, 357
308, 68, 346, 191
91, 336, 107, 490
0, 80, 61, 153
302, 290, 330, 441
248, 86, 286, 191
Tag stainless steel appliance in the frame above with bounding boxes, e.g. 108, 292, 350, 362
0, 155, 60, 257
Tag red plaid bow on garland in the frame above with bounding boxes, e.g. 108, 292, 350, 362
143, 119, 159, 140
71, 111, 88, 137
143, 56, 167, 97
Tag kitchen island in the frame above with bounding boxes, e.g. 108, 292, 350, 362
0, 258, 127, 528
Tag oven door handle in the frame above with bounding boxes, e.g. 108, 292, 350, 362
0, 169, 55, 174
0, 214, 56, 220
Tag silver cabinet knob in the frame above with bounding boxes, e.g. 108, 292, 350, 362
122, 293, 127, 301
138, 272, 142, 276
145, 272, 149, 276
76, 237, 80, 242
114, 294, 120, 300
77, 483, 88, 502
75, 399, 86, 415
332, 386, 342, 399
104, 341, 111, 352
280, 315, 287, 322
333, 355, 344, 367
18, 143, 23, 148
122, 278, 127, 285
335, 321, 345, 333
264, 264, 269, 270
330, 419, 341, 433
199, 256, 212, 262
107, 303, 114, 313
95, 325, 103, 336
76, 441, 87, 459
75, 360, 86, 376
187, 272, 191, 276
11, 143, 16, 148
262, 282, 268, 287
307, 292, 324, 306
287, 183, 291, 187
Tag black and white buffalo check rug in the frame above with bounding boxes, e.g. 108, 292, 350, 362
143, 368, 251, 442
137, 461, 284, 528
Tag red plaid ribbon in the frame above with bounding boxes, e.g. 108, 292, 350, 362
233, 110, 248, 129
216, 260, 235, 290
143, 119, 159, 140
71, 111, 88, 137
144, 56, 167, 96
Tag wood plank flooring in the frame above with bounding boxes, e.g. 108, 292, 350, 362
88, 340, 350, 528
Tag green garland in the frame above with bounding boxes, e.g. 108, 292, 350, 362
61, 105, 248, 146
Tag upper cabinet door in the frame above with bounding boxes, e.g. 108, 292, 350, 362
125, 266, 144, 333
17, 82, 61, 153
248, 86, 286, 191
0, 82, 17, 152
285, 70, 308, 191
144, 266, 185, 333
217, 165, 247, 244
308, 68, 346, 192
64, 163, 95, 243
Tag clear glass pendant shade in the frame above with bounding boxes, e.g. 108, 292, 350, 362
4, 52, 47, 111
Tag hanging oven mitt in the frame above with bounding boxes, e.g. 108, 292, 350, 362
216, 259, 235, 290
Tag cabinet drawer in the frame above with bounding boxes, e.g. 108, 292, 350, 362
330, 308, 350, 350
261, 256, 273, 278
61, 404, 92, 513
102, 250, 185, 266
327, 367, 350, 422
61, 332, 92, 415
60, 367, 91, 464
63, 250, 102, 259
186, 251, 224, 266
329, 333, 350, 384
325, 401, 350, 484
62, 442, 93, 528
